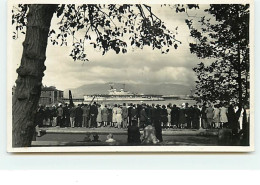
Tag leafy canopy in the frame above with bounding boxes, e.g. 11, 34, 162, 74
12, 4, 199, 62
186, 4, 249, 104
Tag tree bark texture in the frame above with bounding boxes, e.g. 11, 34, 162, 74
12, 4, 56, 147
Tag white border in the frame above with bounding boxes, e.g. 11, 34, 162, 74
7, 0, 255, 153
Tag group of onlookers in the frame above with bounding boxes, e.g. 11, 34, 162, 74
35, 101, 249, 144
35, 101, 249, 132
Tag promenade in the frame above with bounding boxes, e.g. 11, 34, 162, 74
33, 127, 221, 147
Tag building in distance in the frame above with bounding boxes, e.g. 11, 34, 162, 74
39, 86, 64, 106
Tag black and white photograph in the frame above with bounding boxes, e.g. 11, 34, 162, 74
7, 0, 254, 152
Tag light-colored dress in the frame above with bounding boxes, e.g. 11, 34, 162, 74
116, 107, 122, 123
167, 108, 171, 124
213, 108, 220, 123
220, 107, 228, 123
112, 107, 117, 122
96, 107, 102, 122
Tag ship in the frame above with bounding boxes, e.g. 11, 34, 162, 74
83, 83, 165, 103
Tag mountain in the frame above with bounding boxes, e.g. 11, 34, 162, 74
63, 83, 194, 98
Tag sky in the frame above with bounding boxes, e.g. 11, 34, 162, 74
11, 4, 214, 91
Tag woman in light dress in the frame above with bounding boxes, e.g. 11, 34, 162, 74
116, 105, 123, 129
102, 105, 108, 127
213, 104, 220, 128
167, 105, 172, 128
112, 104, 118, 127
220, 103, 228, 128
96, 104, 102, 127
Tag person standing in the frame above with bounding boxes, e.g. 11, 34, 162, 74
179, 103, 186, 129
220, 103, 228, 128
227, 103, 237, 131
90, 102, 98, 128
82, 104, 90, 128
69, 105, 76, 128
122, 103, 128, 129
140, 106, 148, 129
116, 105, 123, 129
154, 105, 163, 142
35, 106, 44, 127
107, 105, 112, 127
131, 104, 138, 125
150, 104, 156, 126
75, 104, 83, 127
96, 104, 102, 127
56, 105, 63, 127
102, 105, 109, 127
44, 106, 51, 127
112, 104, 118, 127
128, 103, 133, 126
205, 104, 214, 129
63, 104, 70, 127
167, 105, 172, 128
171, 104, 179, 128
192, 105, 201, 129
49, 106, 55, 126
184, 103, 193, 129
213, 104, 220, 128
160, 105, 168, 129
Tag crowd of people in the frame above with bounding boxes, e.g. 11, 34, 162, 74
36, 101, 249, 131
35, 101, 249, 144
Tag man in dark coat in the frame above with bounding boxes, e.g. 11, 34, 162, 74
154, 105, 163, 142
90, 102, 98, 128
128, 103, 133, 126
44, 107, 51, 127
192, 105, 201, 129
145, 105, 152, 126
127, 120, 141, 144
161, 105, 168, 128
171, 104, 179, 128
150, 104, 156, 126
140, 106, 148, 129
35, 106, 44, 127
63, 103, 70, 127
184, 103, 193, 129
75, 104, 83, 127
131, 105, 138, 123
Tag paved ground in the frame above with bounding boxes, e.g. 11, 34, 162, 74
33, 127, 220, 146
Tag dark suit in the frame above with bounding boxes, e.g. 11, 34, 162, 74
192, 108, 201, 129
128, 106, 133, 126
140, 109, 148, 128
171, 107, 179, 127
75, 106, 83, 127
90, 104, 98, 128
154, 107, 163, 142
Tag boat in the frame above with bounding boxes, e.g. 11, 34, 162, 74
83, 83, 165, 102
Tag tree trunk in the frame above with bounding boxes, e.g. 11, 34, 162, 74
12, 4, 57, 147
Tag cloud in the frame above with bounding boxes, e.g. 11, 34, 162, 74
11, 4, 213, 91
